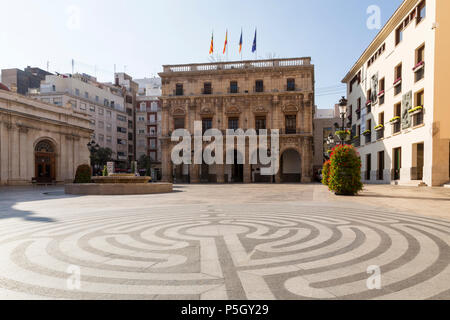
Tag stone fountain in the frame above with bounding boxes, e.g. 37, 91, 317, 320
65, 170, 173, 195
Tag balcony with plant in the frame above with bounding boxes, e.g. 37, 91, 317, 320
390, 116, 400, 123
408, 106, 423, 115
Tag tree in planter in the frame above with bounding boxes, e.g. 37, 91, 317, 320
89, 147, 113, 170
74, 164, 92, 184
328, 145, 363, 195
322, 160, 331, 186
138, 155, 152, 177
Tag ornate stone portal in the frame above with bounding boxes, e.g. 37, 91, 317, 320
158, 58, 315, 184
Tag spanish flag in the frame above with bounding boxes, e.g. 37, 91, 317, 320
223, 30, 228, 54
239, 29, 243, 54
209, 32, 214, 55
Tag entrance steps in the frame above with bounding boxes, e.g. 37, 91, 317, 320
391, 180, 428, 187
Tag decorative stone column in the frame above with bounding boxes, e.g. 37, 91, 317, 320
190, 164, 200, 184
216, 164, 225, 183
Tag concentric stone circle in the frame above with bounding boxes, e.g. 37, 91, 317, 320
0, 203, 449, 300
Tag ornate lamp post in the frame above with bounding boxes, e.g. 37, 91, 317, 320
87, 140, 100, 170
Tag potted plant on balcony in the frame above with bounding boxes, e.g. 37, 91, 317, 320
408, 106, 423, 115
362, 129, 371, 136
335, 129, 351, 142
374, 124, 384, 131
389, 116, 400, 124
327, 145, 363, 196
413, 61, 425, 72
393, 77, 402, 86
366, 100, 372, 107
377, 90, 385, 98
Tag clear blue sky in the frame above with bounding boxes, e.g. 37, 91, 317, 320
0, 0, 403, 109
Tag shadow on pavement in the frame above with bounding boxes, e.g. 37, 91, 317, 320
0, 186, 81, 223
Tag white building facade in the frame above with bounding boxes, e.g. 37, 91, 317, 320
343, 0, 450, 186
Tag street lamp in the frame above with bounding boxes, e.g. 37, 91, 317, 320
339, 96, 348, 132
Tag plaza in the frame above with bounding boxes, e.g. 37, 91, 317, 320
0, 183, 448, 300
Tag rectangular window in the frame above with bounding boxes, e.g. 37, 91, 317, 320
117, 114, 127, 122
106, 123, 112, 132
228, 118, 239, 130
75, 88, 80, 96
417, 1, 426, 24
393, 103, 402, 134
53, 97, 62, 106
230, 81, 238, 94
285, 115, 297, 134
416, 90, 424, 107
99, 134, 104, 142
203, 82, 212, 95
106, 110, 111, 117
151, 102, 158, 112
80, 103, 86, 110
255, 116, 266, 132
255, 80, 264, 93
395, 26, 403, 45
138, 116, 145, 122
90, 105, 95, 112
287, 78, 296, 91
98, 108, 104, 115
377, 151, 385, 180
174, 117, 185, 130
202, 118, 213, 133
415, 44, 425, 82
175, 84, 184, 96
85, 92, 89, 99
394, 63, 402, 95
104, 99, 109, 107
379, 78, 385, 105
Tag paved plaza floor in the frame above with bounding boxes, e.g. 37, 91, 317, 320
0, 183, 449, 300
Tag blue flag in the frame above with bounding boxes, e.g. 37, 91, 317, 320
252, 29, 257, 53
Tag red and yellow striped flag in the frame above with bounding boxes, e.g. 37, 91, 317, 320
209, 32, 214, 55
223, 30, 228, 54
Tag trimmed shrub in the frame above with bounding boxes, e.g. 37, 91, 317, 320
102, 165, 108, 177
74, 164, 92, 184
328, 145, 363, 195
322, 160, 331, 186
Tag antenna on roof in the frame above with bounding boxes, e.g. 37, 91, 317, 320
71, 59, 75, 74
46, 61, 49, 72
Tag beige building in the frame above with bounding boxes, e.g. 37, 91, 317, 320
159, 57, 315, 184
343, 0, 450, 186
0, 87, 92, 185
313, 105, 341, 171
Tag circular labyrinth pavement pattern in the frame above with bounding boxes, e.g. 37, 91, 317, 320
0, 203, 449, 300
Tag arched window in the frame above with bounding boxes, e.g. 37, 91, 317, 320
35, 140, 54, 153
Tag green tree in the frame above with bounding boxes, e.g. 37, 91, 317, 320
328, 145, 363, 196
90, 147, 113, 168
138, 155, 152, 177
74, 164, 92, 184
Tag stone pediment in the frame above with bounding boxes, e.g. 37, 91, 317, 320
225, 106, 241, 115
200, 106, 214, 116
253, 106, 268, 114
282, 105, 299, 114
171, 107, 186, 116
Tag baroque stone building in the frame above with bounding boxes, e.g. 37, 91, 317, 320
159, 58, 315, 183
0, 88, 92, 185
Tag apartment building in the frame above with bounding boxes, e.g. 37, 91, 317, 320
29, 73, 131, 166
342, 0, 450, 186
1, 66, 52, 95
135, 77, 162, 179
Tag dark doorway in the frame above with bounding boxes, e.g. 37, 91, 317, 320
393, 147, 402, 180
366, 154, 371, 181
232, 151, 244, 183
377, 151, 385, 181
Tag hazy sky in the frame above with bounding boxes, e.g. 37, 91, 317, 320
0, 0, 403, 109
